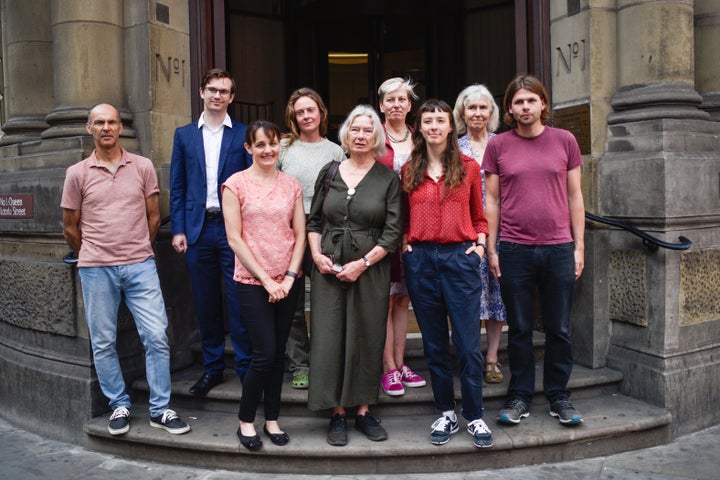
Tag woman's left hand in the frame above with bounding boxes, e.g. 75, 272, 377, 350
336, 259, 365, 283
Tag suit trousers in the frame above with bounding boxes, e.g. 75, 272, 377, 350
186, 214, 252, 377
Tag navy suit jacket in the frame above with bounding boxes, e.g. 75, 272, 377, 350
169, 119, 252, 245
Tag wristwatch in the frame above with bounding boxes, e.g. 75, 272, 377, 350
362, 256, 371, 267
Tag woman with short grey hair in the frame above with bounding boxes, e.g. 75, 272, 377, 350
307, 105, 402, 446
376, 77, 427, 397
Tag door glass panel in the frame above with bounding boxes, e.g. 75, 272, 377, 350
328, 51, 369, 132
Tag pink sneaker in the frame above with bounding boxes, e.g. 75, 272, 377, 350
400, 364, 427, 387
381, 369, 405, 396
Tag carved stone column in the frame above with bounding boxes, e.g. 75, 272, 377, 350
42, 0, 134, 139
601, 0, 720, 435
0, 0, 53, 145
695, 0, 720, 120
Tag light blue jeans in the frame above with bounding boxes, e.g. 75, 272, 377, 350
79, 257, 171, 417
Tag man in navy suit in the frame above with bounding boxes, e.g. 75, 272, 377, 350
170, 68, 252, 396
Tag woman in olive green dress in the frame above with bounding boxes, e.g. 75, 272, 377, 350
307, 105, 402, 446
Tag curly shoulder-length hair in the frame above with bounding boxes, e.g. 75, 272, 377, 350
403, 99, 465, 194
283, 87, 330, 146
502, 74, 550, 128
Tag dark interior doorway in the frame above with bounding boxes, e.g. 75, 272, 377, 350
211, 0, 519, 131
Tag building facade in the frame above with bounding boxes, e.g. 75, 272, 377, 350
0, 0, 719, 444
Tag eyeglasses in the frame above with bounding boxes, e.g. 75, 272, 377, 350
204, 86, 233, 97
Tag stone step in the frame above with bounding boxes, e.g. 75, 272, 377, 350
192, 330, 547, 371
133, 362, 623, 417
84, 393, 672, 474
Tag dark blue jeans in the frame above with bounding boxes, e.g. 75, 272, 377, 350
404, 241, 485, 421
498, 241, 576, 405
186, 215, 252, 378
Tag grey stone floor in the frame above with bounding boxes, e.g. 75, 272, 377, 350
1, 416, 718, 479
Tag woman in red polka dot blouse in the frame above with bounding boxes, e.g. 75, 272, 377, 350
401, 99, 493, 449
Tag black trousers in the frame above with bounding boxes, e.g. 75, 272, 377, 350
236, 280, 300, 423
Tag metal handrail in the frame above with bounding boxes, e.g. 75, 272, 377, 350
585, 211, 692, 251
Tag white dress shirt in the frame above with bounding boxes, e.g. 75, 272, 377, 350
198, 112, 233, 210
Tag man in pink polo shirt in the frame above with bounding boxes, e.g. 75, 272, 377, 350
61, 104, 190, 436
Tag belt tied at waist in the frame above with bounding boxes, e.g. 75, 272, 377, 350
328, 227, 379, 263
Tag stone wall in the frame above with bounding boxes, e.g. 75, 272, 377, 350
552, 0, 720, 436
0, 0, 197, 443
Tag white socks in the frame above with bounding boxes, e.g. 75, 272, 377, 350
443, 410, 457, 422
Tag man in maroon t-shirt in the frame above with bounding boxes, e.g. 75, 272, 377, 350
484, 75, 586, 426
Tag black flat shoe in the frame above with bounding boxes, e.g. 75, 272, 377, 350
189, 372, 223, 397
264, 424, 290, 446
237, 429, 263, 451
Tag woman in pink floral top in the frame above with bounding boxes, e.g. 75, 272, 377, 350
222, 120, 305, 451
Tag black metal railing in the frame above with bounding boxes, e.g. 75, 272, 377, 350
231, 101, 274, 124
585, 211, 692, 251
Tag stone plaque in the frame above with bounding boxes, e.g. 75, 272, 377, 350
553, 103, 591, 155
0, 193, 34, 219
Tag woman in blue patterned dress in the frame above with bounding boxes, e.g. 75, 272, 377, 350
454, 84, 507, 384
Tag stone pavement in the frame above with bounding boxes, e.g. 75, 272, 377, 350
1, 416, 717, 480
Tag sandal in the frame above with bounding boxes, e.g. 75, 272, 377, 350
291, 373, 309, 389
484, 362, 504, 384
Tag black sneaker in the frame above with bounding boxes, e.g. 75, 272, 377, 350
327, 413, 347, 446
497, 398, 530, 424
430, 414, 459, 445
549, 398, 583, 425
355, 413, 388, 441
149, 409, 190, 434
108, 406, 130, 435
